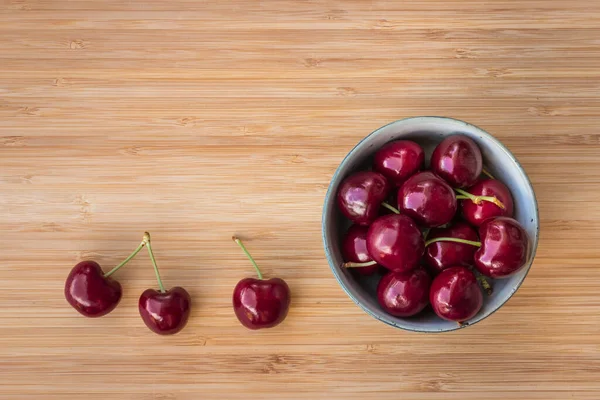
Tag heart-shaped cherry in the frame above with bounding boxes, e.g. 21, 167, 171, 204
373, 140, 424, 187
232, 236, 291, 330
138, 232, 191, 335
366, 214, 424, 272
424, 222, 478, 274
377, 267, 431, 317
431, 135, 483, 188
474, 217, 529, 278
430, 266, 483, 323
65, 236, 147, 317
398, 171, 457, 227
337, 171, 390, 225
341, 224, 380, 275
460, 179, 514, 226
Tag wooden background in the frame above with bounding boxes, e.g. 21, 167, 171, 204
1, 1, 599, 399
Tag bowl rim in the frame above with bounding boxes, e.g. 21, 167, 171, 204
321, 116, 540, 333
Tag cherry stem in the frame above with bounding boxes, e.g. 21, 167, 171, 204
381, 202, 400, 214
103, 238, 146, 278
425, 237, 481, 248
454, 188, 506, 210
143, 232, 166, 293
232, 236, 263, 280
422, 228, 431, 240
477, 275, 493, 296
343, 260, 377, 268
482, 168, 495, 180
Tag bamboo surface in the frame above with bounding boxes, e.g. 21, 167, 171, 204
1, 1, 600, 399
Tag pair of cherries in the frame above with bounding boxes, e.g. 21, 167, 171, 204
338, 135, 529, 323
64, 232, 191, 335
64, 233, 291, 333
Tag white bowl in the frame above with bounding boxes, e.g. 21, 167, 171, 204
322, 116, 539, 332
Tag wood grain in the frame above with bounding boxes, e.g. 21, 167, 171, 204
1, 0, 600, 398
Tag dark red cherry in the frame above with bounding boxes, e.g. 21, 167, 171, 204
474, 217, 529, 278
373, 140, 424, 186
424, 222, 479, 274
430, 266, 483, 322
139, 287, 191, 335
337, 171, 390, 225
341, 225, 380, 275
431, 135, 482, 188
366, 214, 424, 272
377, 267, 431, 317
398, 171, 457, 227
461, 179, 514, 226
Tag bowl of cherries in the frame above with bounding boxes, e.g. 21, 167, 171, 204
322, 116, 539, 332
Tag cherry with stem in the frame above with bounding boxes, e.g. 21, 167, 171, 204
138, 232, 191, 335
232, 236, 291, 330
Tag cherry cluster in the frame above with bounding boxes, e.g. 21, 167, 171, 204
337, 135, 529, 324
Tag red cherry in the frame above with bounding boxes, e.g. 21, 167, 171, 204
461, 179, 514, 226
377, 267, 431, 317
373, 140, 424, 186
431, 135, 483, 188
398, 171, 457, 227
64, 260, 122, 317
139, 287, 191, 335
430, 266, 483, 322
232, 237, 291, 330
337, 171, 390, 226
474, 217, 529, 278
366, 214, 424, 272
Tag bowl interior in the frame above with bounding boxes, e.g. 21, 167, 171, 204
322, 117, 539, 332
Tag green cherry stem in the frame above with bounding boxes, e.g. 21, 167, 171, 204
143, 232, 166, 293
103, 237, 147, 278
343, 260, 377, 268
454, 188, 506, 210
482, 167, 495, 180
233, 236, 263, 280
425, 237, 481, 248
381, 202, 400, 214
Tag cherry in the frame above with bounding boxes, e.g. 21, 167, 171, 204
377, 267, 431, 317
424, 222, 478, 274
474, 217, 529, 278
341, 225, 380, 275
459, 179, 514, 226
398, 171, 457, 227
65, 236, 147, 317
337, 171, 390, 226
232, 236, 291, 330
430, 266, 483, 323
431, 135, 483, 188
366, 214, 424, 272
373, 140, 424, 186
138, 232, 191, 335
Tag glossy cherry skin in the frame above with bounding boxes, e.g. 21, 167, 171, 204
377, 267, 431, 317
337, 171, 390, 226
233, 278, 290, 330
373, 140, 424, 186
461, 179, 514, 226
431, 135, 482, 188
398, 171, 457, 227
342, 225, 379, 275
139, 287, 191, 335
424, 222, 479, 274
366, 214, 424, 272
474, 217, 529, 278
64, 260, 122, 317
430, 266, 483, 322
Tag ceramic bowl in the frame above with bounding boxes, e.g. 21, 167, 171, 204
322, 116, 539, 332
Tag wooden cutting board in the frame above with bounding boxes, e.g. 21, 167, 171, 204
1, 1, 599, 399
